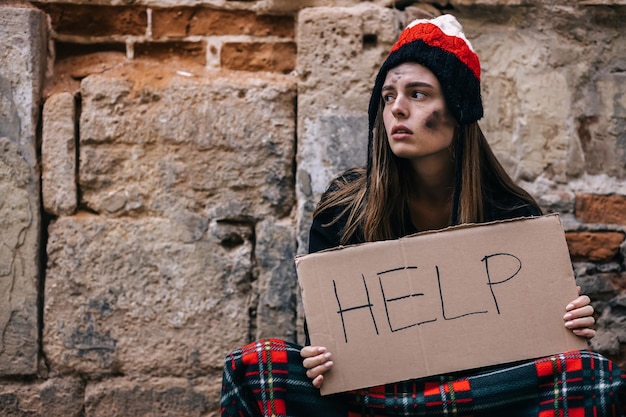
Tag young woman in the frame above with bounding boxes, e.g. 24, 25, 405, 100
221, 14, 625, 417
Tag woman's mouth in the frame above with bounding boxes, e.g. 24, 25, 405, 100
391, 125, 413, 139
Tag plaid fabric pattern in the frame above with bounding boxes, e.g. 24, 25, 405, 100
221, 339, 625, 417
221, 339, 347, 417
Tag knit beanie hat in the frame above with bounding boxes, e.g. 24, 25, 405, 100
368, 14, 483, 131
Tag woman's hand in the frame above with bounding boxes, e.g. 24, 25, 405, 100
301, 346, 334, 388
563, 286, 596, 339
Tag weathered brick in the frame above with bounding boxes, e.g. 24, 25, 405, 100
566, 231, 625, 262
134, 41, 206, 65
151, 7, 294, 38
42, 92, 77, 216
85, 377, 218, 417
34, 3, 147, 37
575, 194, 626, 225
221, 41, 296, 73
0, 377, 84, 417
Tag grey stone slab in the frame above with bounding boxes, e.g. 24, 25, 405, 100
44, 215, 254, 376
78, 64, 296, 220
0, 5, 46, 376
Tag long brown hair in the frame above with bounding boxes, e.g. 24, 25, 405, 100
313, 100, 540, 245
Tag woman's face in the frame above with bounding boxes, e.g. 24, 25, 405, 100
382, 62, 457, 162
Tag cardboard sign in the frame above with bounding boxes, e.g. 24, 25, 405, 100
295, 214, 588, 395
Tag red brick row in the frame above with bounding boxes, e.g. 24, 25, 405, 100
151, 8, 294, 38
33, 3, 294, 39
34, 3, 148, 37
566, 231, 625, 262
566, 193, 626, 263
575, 193, 626, 225
34, 3, 296, 74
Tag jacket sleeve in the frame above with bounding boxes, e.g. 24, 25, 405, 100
308, 209, 343, 254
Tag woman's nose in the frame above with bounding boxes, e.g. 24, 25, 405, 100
391, 95, 407, 118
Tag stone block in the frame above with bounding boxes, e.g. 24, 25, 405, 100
0, 377, 84, 417
0, 4, 46, 376
471, 24, 572, 181
221, 41, 296, 73
78, 61, 296, 220
42, 92, 77, 216
84, 377, 219, 417
297, 4, 396, 115
0, 144, 40, 376
0, 4, 46, 167
296, 115, 369, 249
576, 73, 626, 178
253, 0, 362, 14
44, 215, 254, 376
453, 0, 531, 4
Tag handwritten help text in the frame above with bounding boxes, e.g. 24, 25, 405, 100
333, 253, 522, 343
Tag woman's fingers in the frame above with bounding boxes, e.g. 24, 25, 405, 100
563, 293, 596, 339
302, 351, 332, 370
565, 315, 595, 329
566, 295, 591, 311
300, 346, 326, 359
572, 327, 596, 339
564, 305, 594, 321
305, 359, 334, 380
312, 374, 324, 388
301, 346, 331, 368
300, 346, 333, 387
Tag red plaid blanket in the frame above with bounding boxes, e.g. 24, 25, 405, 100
221, 339, 625, 417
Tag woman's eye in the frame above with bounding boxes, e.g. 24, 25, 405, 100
412, 91, 426, 99
382, 94, 395, 103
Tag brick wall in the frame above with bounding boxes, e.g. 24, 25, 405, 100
35, 2, 296, 75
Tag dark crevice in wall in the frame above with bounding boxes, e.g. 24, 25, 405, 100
36, 102, 51, 378
73, 92, 97, 216
248, 221, 259, 343
389, 0, 420, 10
55, 41, 126, 60
74, 93, 83, 200
74, 93, 81, 208
291, 92, 300, 343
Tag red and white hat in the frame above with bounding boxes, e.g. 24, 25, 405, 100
368, 14, 483, 128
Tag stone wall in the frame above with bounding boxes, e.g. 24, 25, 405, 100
0, 0, 625, 415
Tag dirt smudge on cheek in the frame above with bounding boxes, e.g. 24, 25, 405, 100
424, 110, 440, 130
